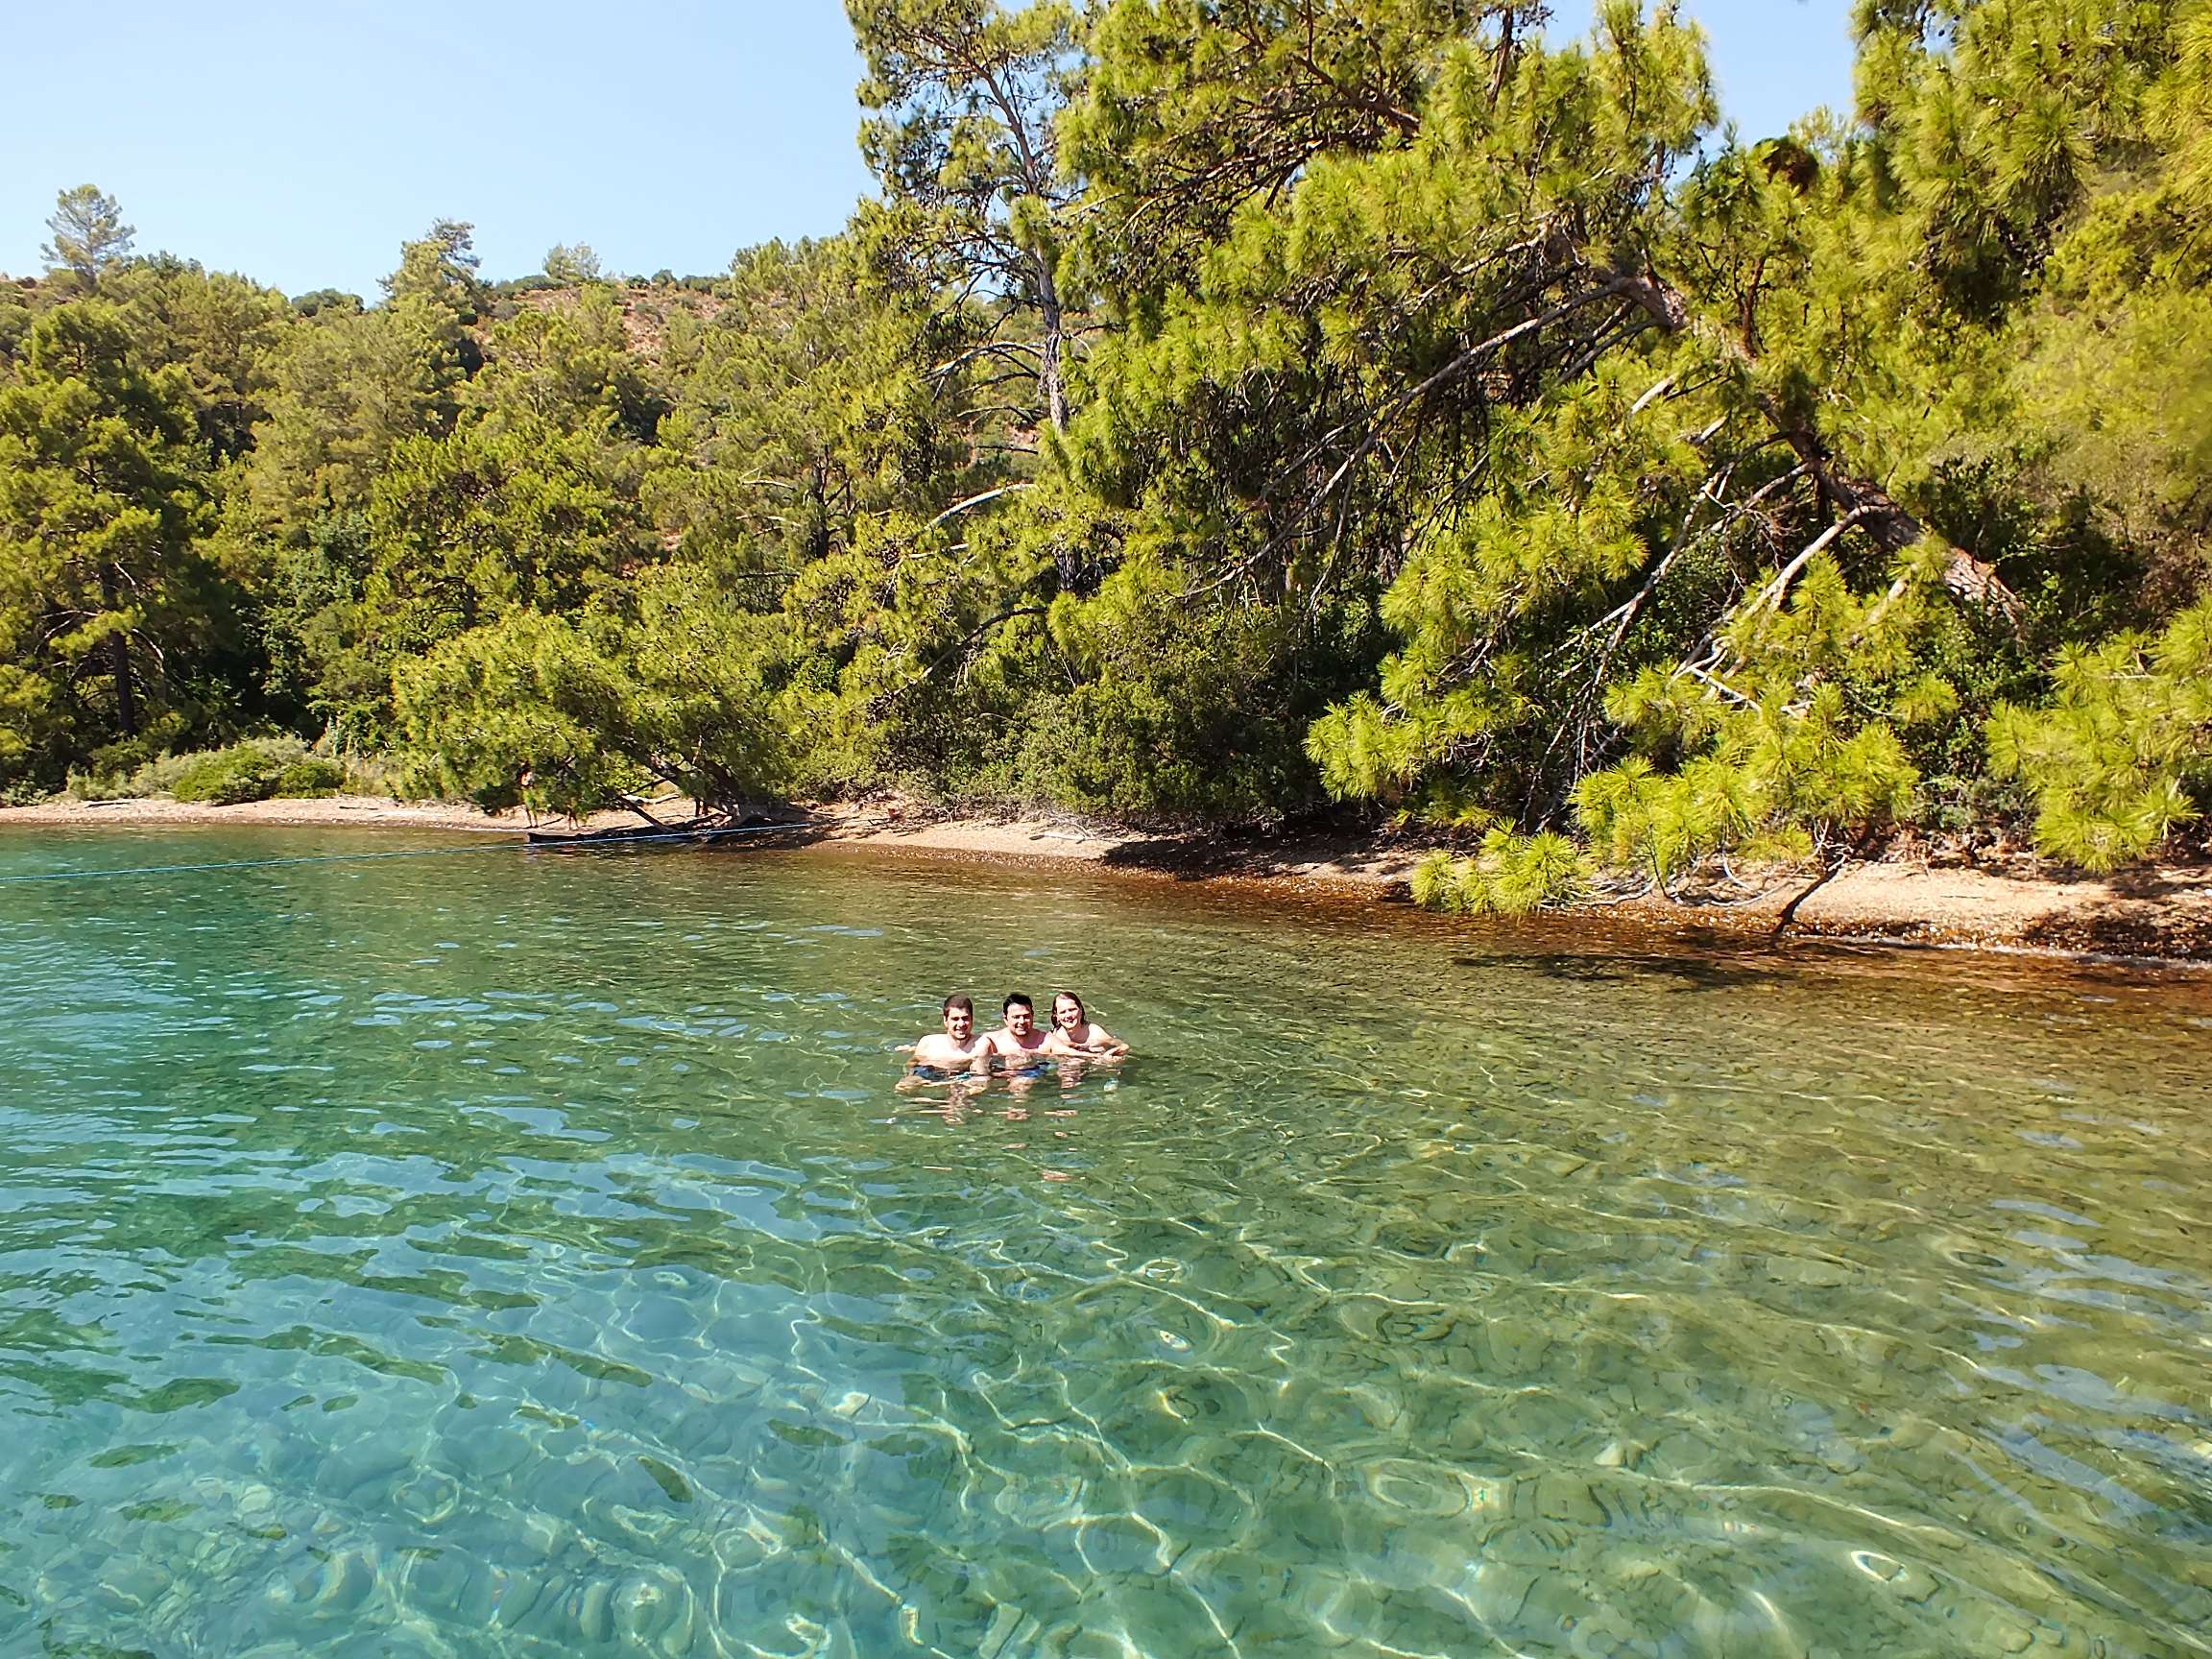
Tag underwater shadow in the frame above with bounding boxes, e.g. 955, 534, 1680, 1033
1098, 830, 1424, 886
1456, 949, 1789, 992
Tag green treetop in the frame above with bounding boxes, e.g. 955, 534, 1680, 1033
850, 0, 1082, 431
41, 185, 135, 290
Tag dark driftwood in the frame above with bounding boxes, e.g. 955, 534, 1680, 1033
522, 812, 813, 849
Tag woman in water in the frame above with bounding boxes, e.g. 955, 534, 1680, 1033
1045, 991, 1128, 1058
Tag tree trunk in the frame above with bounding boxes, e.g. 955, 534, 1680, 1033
1036, 252, 1069, 433
1608, 267, 2021, 620
100, 561, 138, 737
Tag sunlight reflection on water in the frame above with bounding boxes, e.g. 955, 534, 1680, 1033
0, 828, 2208, 1656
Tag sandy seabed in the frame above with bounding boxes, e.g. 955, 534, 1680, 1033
3, 794, 2208, 965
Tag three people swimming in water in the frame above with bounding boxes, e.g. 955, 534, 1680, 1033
903, 989, 1128, 1083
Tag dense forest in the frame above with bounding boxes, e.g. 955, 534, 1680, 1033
3, 0, 2208, 907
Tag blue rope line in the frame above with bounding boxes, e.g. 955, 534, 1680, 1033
0, 821, 809, 885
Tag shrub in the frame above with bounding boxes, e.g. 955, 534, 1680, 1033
170, 745, 286, 805
71, 727, 184, 798
275, 757, 349, 797
336, 751, 405, 798
118, 750, 213, 798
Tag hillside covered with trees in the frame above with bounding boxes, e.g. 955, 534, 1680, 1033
3, 0, 2208, 908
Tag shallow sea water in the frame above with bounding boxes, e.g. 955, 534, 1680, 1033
1, 827, 2209, 1657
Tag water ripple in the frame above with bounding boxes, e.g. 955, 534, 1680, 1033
0, 828, 2209, 1655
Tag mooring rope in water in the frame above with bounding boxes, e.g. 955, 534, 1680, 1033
0, 821, 812, 885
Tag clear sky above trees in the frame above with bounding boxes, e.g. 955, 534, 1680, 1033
1547, 1, 1855, 144
1, 1, 1852, 296
0, 1, 875, 296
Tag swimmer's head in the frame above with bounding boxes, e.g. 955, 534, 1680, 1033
1002, 992, 1035, 1037
1052, 991, 1086, 1027
941, 994, 974, 1039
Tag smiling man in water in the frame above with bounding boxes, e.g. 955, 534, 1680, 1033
908, 994, 995, 1078
990, 992, 1053, 1068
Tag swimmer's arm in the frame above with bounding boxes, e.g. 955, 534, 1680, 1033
1088, 1026, 1130, 1058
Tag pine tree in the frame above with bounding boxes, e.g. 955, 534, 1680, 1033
849, 0, 1081, 430
40, 185, 135, 289
1988, 602, 2212, 870
394, 565, 792, 818
0, 303, 221, 759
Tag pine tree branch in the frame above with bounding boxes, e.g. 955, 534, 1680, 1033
1740, 506, 1869, 621
924, 483, 1033, 531
1606, 264, 2026, 626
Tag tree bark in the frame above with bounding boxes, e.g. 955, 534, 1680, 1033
1607, 267, 2022, 621
1774, 828, 1881, 935
100, 562, 137, 737
1036, 252, 1069, 433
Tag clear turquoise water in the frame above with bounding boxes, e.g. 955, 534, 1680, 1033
2, 827, 2210, 1657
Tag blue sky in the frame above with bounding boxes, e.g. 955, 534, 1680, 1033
1, 1, 1856, 298
1549, 0, 1858, 139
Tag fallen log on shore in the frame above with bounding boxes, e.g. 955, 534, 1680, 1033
521, 812, 818, 849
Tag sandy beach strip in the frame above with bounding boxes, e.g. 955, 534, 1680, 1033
3, 794, 2208, 964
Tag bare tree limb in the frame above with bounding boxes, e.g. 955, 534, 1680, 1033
924, 483, 1034, 533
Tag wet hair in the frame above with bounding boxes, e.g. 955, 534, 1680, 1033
942, 994, 974, 1016
1002, 992, 1033, 1016
1051, 990, 1086, 1022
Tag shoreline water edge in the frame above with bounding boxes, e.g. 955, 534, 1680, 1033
3, 794, 2207, 968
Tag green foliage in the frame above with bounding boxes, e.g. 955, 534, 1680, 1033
542, 244, 604, 284
42, 185, 134, 286
103, 256, 293, 460
396, 611, 655, 815
1986, 600, 2212, 870
80, 735, 311, 801
395, 566, 792, 817
1012, 558, 1369, 822
0, 282, 33, 368
170, 742, 287, 805
0, 661, 60, 792
275, 757, 349, 797
3, 1, 2207, 871
286, 417, 658, 740
850, 0, 1081, 427
469, 287, 665, 442
1410, 830, 1587, 915
1283, 0, 2211, 880
646, 237, 975, 584
0, 302, 232, 765
244, 295, 465, 529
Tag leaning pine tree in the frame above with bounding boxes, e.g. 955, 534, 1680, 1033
1053, 0, 2209, 906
